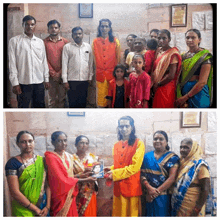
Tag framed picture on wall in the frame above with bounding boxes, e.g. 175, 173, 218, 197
181, 112, 201, 128
170, 4, 187, 27
67, 112, 85, 117
79, 3, 93, 18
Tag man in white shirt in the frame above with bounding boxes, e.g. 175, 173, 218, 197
8, 15, 50, 108
62, 26, 93, 108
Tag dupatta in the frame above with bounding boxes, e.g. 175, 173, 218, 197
12, 155, 45, 216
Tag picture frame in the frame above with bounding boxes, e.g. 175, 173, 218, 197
181, 112, 202, 128
170, 4, 187, 27
67, 112, 85, 117
92, 160, 104, 178
79, 3, 93, 18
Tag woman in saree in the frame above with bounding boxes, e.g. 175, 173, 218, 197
5, 130, 50, 217
104, 116, 145, 217
171, 138, 211, 216
73, 135, 98, 216
151, 29, 182, 108
141, 130, 179, 216
176, 29, 213, 108
44, 131, 96, 217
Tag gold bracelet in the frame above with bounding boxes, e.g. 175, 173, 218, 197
46, 206, 50, 210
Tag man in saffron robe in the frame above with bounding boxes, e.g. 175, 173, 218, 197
92, 19, 121, 107
104, 116, 145, 216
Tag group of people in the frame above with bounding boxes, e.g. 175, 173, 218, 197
8, 15, 213, 108
5, 131, 98, 217
5, 116, 212, 217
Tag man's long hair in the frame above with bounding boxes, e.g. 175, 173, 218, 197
117, 116, 137, 146
97, 18, 114, 42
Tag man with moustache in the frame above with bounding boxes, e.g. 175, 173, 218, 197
44, 20, 69, 108
62, 27, 93, 108
8, 15, 50, 108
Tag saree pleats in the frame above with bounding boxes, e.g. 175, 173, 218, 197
152, 80, 176, 108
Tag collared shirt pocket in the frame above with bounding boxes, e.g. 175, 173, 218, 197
82, 50, 90, 62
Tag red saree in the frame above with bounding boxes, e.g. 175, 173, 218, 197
44, 151, 79, 216
152, 47, 182, 108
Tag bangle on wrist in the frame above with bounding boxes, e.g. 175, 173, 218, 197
187, 93, 192, 98
158, 82, 161, 87
26, 202, 31, 209
46, 206, 50, 211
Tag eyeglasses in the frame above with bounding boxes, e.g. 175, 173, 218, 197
19, 140, 34, 144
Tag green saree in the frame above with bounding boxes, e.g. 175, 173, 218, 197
176, 49, 213, 108
12, 155, 45, 216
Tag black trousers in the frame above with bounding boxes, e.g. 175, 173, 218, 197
67, 81, 89, 108
17, 83, 45, 108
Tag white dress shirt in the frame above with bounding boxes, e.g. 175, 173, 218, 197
8, 33, 49, 86
62, 42, 93, 83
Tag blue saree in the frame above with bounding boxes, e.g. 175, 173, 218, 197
141, 151, 179, 216
181, 82, 210, 108
171, 159, 209, 216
